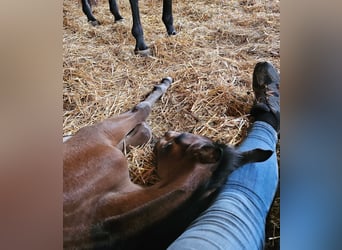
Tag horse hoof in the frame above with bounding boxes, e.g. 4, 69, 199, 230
89, 20, 100, 26
115, 17, 124, 23
134, 48, 151, 57
169, 30, 177, 36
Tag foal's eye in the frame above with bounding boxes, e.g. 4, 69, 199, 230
164, 141, 173, 150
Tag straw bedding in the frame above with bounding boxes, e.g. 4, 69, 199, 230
63, 0, 280, 248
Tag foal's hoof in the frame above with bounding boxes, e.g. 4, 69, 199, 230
134, 48, 151, 57
89, 20, 100, 26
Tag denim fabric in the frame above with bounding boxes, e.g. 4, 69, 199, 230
168, 121, 279, 250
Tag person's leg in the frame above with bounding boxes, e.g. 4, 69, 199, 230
167, 122, 278, 250
167, 62, 280, 250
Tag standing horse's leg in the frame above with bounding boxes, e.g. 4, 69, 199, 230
129, 0, 150, 55
109, 0, 124, 22
81, 0, 100, 26
162, 0, 176, 35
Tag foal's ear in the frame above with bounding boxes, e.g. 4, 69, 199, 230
239, 149, 273, 166
194, 144, 223, 164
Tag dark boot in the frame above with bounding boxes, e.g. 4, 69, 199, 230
250, 62, 280, 132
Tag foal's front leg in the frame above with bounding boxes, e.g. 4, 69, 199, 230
100, 77, 173, 148
116, 122, 152, 152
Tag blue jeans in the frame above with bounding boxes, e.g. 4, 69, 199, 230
167, 121, 279, 250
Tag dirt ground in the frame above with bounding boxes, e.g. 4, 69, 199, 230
63, 0, 280, 248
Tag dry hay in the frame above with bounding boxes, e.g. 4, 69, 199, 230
63, 0, 280, 247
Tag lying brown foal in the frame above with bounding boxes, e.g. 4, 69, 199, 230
63, 77, 272, 249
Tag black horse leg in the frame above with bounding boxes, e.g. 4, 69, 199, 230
109, 0, 124, 22
162, 0, 176, 35
129, 0, 149, 54
81, 0, 100, 25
